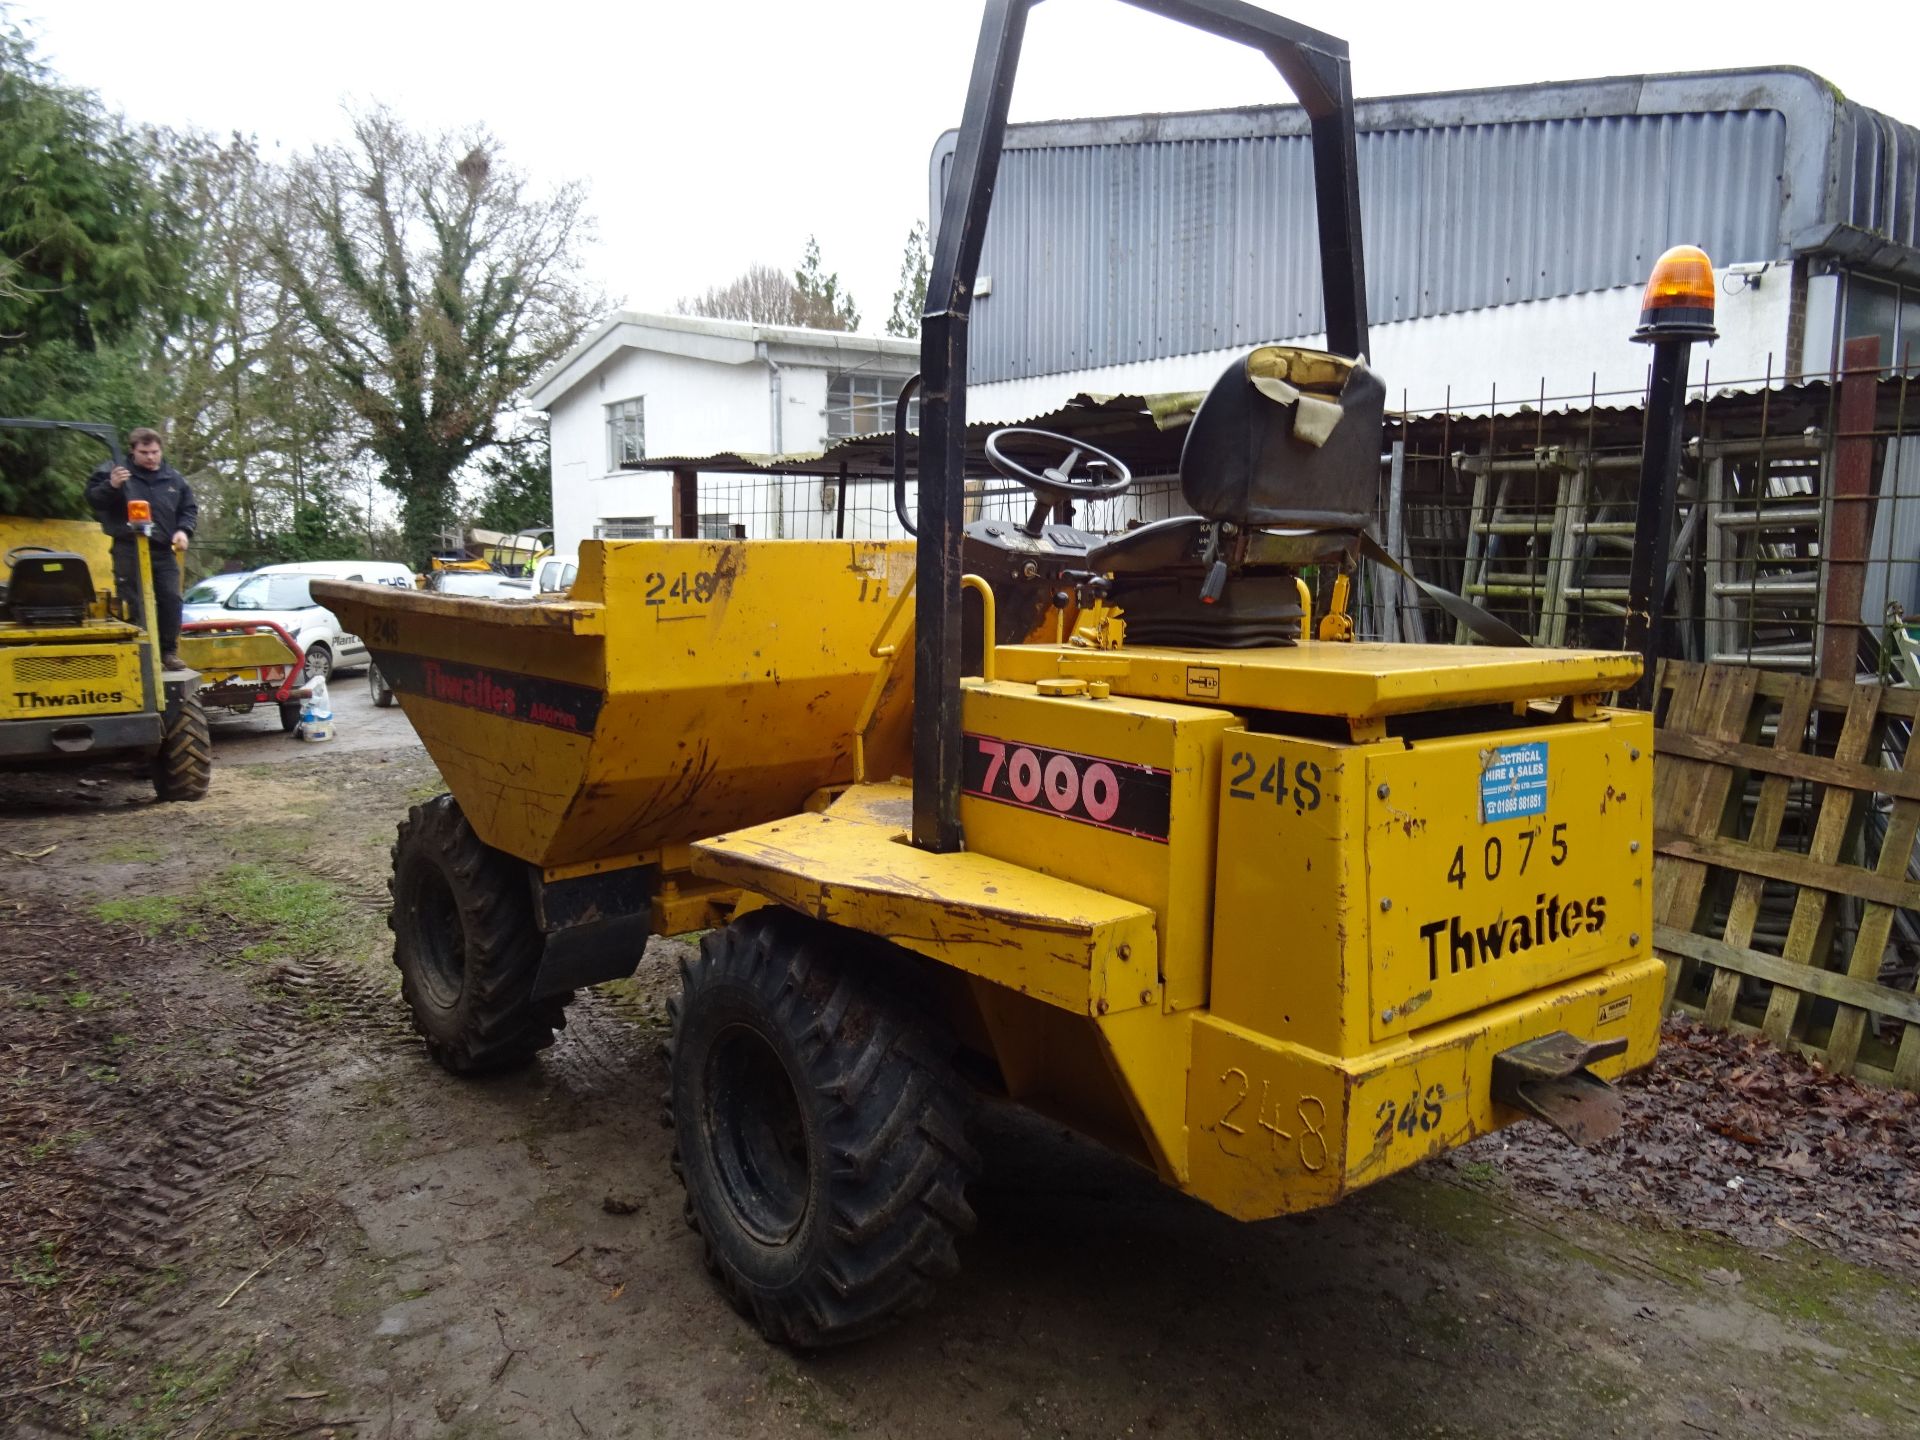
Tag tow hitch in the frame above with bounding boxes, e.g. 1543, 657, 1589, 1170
1491, 1031, 1631, 1146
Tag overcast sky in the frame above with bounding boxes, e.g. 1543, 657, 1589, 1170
27, 0, 1919, 336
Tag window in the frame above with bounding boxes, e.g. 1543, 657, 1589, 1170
607, 397, 645, 468
1842, 274, 1920, 372
594, 516, 662, 540
698, 512, 732, 539
228, 575, 314, 611
827, 372, 916, 440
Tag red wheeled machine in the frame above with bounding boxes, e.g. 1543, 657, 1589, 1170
178, 618, 312, 733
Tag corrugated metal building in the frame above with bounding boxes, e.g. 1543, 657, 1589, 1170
931, 69, 1920, 417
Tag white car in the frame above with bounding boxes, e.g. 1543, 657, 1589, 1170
535, 552, 579, 594
216, 570, 369, 681
181, 570, 252, 621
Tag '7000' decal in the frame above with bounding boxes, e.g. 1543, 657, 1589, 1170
962, 733, 1172, 842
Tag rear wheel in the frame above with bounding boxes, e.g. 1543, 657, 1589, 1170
668, 909, 978, 1347
388, 794, 568, 1073
151, 692, 211, 802
279, 702, 302, 733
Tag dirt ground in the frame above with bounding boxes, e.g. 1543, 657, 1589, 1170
5, 691, 1920, 1439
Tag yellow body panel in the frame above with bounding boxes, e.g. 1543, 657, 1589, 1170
0, 640, 145, 720
0, 518, 115, 598
693, 784, 1160, 1016
176, 628, 300, 678
316, 539, 916, 868
956, 680, 1235, 1010
1186, 955, 1663, 1218
994, 641, 1639, 718
1209, 713, 1655, 1054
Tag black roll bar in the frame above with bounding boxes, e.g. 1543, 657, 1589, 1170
0, 417, 124, 468
911, 0, 1370, 853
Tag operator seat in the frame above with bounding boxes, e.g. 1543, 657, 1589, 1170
1086, 346, 1385, 647
1, 550, 96, 627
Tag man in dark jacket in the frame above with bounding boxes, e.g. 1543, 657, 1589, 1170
84, 426, 197, 670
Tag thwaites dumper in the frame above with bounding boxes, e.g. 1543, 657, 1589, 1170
1, 420, 210, 800
318, 0, 1662, 1348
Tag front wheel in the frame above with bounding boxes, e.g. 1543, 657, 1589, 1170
303, 642, 333, 683
152, 692, 211, 802
389, 794, 569, 1073
668, 909, 978, 1348
369, 663, 396, 708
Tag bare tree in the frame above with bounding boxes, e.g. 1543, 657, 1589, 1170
268, 108, 601, 564
677, 263, 806, 325
678, 236, 861, 333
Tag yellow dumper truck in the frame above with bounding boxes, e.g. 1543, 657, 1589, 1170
2, 419, 210, 800
317, 0, 1661, 1348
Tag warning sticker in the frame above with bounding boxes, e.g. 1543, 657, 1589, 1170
1480, 742, 1548, 823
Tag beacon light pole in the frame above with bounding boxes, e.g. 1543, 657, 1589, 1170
1624, 245, 1717, 711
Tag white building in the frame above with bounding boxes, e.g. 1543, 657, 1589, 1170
530, 312, 919, 552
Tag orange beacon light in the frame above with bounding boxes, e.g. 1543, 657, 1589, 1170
1632, 244, 1717, 343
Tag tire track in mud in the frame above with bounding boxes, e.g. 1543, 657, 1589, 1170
1, 900, 422, 1432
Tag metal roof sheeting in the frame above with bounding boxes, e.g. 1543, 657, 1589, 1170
933, 69, 1920, 385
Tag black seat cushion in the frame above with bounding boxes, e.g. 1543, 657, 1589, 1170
4, 551, 94, 625
1178, 347, 1385, 531
1086, 515, 1360, 575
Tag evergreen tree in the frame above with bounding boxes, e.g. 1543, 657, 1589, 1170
793, 235, 860, 332
886, 221, 930, 339
0, 23, 201, 513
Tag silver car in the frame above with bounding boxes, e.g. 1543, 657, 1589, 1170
181, 570, 252, 621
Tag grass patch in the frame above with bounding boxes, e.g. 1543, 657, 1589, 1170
93, 863, 369, 964
204, 863, 362, 961
94, 894, 189, 935
13, 1240, 63, 1289
91, 1344, 256, 1440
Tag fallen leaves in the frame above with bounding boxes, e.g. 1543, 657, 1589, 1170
1454, 1017, 1920, 1274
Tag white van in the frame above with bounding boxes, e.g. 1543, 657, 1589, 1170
255, 559, 416, 589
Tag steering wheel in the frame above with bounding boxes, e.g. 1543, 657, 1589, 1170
5, 545, 58, 567
985, 428, 1131, 536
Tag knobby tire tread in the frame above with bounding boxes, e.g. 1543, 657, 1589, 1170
388, 795, 568, 1074
153, 693, 211, 801
667, 909, 979, 1348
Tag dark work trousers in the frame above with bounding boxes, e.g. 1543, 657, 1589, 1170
111, 537, 184, 655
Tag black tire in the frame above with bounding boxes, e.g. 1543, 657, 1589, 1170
279, 701, 302, 733
151, 692, 211, 802
304, 642, 333, 683
370, 663, 397, 708
668, 909, 978, 1347
388, 794, 568, 1073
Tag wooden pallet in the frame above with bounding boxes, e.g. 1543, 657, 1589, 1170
1654, 660, 1920, 1089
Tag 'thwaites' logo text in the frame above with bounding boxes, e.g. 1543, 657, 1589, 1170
1419, 892, 1608, 981
12, 688, 126, 709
